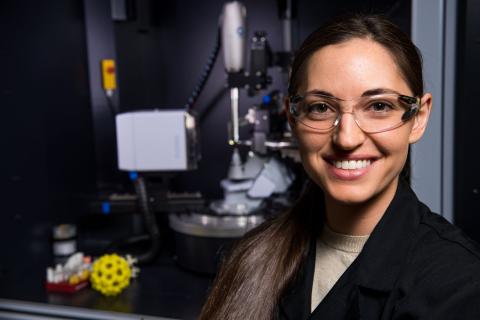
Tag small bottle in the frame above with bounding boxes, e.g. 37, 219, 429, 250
52, 224, 77, 263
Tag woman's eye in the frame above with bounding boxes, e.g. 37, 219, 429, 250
370, 102, 393, 112
307, 103, 330, 113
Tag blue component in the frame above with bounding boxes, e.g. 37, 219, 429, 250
262, 95, 272, 104
236, 26, 245, 36
129, 171, 138, 181
102, 201, 111, 215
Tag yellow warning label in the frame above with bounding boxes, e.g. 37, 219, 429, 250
101, 59, 117, 90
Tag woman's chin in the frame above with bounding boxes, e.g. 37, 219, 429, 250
321, 181, 378, 206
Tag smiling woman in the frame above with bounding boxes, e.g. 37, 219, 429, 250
200, 14, 480, 320
290, 37, 431, 228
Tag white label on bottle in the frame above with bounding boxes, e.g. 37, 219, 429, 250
53, 240, 76, 256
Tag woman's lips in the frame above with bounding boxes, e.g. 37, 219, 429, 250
325, 158, 376, 180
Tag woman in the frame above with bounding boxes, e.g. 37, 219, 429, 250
200, 14, 480, 320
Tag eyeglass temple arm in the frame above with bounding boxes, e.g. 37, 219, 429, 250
400, 96, 421, 121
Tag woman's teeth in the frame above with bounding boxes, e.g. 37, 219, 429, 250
333, 159, 371, 170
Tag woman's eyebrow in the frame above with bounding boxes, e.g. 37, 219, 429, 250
304, 89, 336, 97
361, 88, 401, 96
304, 88, 402, 98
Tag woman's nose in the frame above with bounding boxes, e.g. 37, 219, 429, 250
332, 113, 366, 150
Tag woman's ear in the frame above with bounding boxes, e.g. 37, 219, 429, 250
409, 93, 432, 144
284, 97, 296, 129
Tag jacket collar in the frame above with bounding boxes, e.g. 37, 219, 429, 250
279, 179, 423, 319
353, 179, 422, 291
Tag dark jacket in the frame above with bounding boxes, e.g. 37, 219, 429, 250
278, 181, 480, 319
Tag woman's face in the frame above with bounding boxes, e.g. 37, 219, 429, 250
292, 38, 431, 205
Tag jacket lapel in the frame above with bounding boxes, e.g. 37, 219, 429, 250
353, 180, 422, 291
279, 238, 316, 320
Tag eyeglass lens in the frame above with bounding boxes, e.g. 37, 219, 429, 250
293, 94, 416, 133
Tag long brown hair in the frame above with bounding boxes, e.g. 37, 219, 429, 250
200, 14, 424, 320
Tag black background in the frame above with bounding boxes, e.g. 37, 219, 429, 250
454, 0, 480, 242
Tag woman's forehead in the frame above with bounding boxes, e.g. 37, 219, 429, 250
304, 38, 411, 98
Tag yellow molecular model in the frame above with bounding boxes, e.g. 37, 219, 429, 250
90, 254, 139, 296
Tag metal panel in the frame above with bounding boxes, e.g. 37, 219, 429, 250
411, 0, 456, 221
0, 299, 175, 320
442, 0, 457, 223
83, 0, 122, 190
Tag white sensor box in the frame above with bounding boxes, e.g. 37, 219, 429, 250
115, 110, 199, 172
